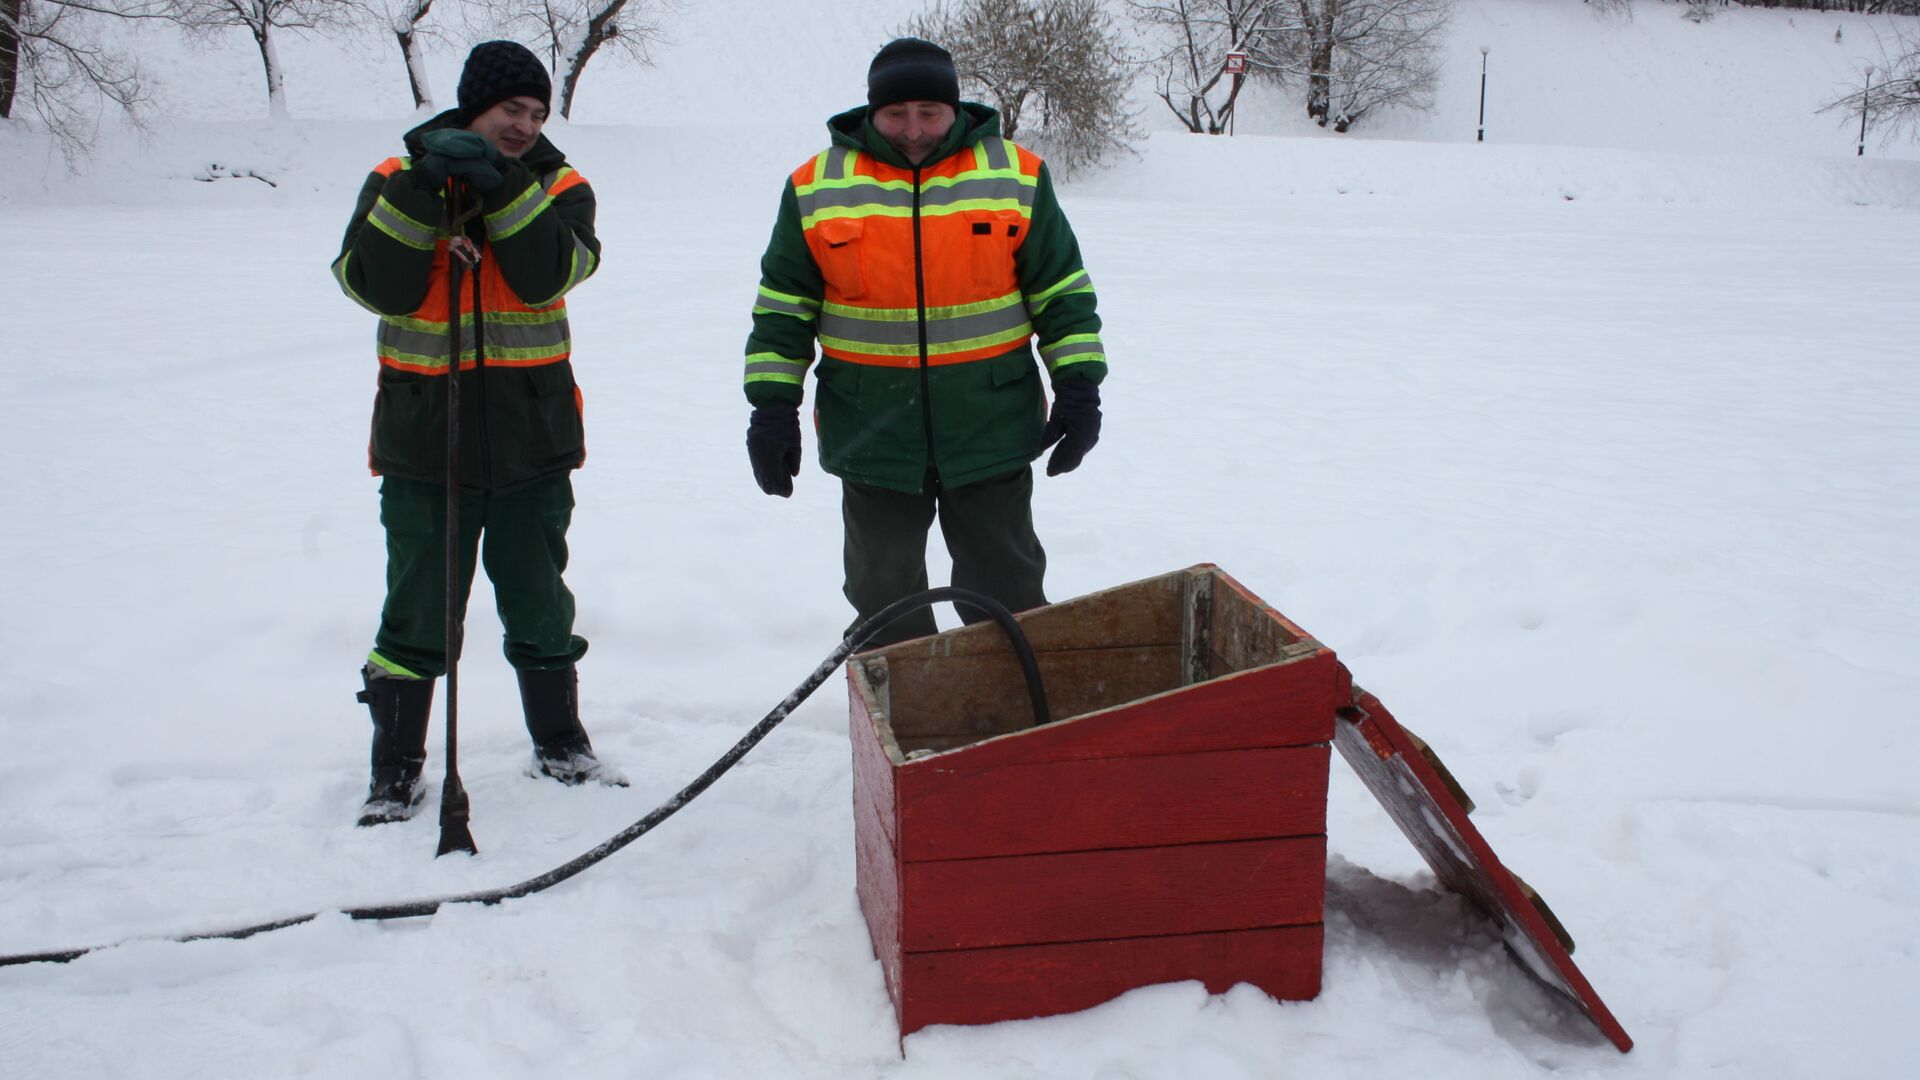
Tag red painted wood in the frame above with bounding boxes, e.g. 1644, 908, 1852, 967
897, 745, 1329, 861
899, 923, 1323, 1035
901, 836, 1325, 952
897, 649, 1344, 772
852, 785, 904, 1026
847, 675, 898, 848
1334, 688, 1634, 1053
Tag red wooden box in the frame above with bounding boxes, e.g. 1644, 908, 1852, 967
847, 564, 1350, 1036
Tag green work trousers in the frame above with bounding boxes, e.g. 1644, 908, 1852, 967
842, 465, 1048, 648
372, 474, 588, 678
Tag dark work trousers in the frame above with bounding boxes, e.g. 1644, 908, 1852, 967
842, 465, 1048, 648
372, 474, 588, 678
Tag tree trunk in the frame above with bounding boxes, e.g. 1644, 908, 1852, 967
397, 28, 430, 110
557, 0, 628, 120
255, 24, 287, 117
1, 0, 22, 121
1305, 16, 1334, 127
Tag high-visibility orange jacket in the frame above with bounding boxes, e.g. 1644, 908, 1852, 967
333, 112, 601, 491
745, 103, 1105, 493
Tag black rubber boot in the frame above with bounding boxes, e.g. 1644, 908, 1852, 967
518, 665, 626, 787
355, 667, 434, 826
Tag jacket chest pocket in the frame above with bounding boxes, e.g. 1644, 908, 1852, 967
812, 217, 867, 301
961, 209, 1025, 295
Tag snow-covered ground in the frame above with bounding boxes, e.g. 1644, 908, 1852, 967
2, 1, 1918, 1076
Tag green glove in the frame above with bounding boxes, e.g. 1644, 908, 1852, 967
414, 129, 505, 192
420, 129, 501, 163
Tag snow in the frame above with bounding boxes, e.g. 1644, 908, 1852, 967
3, 0, 1918, 1076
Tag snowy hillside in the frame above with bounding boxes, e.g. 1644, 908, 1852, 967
2, 1, 1917, 1078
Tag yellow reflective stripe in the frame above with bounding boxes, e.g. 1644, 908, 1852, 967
368, 195, 438, 250
1039, 333, 1105, 373
366, 651, 426, 679
1030, 270, 1093, 315
745, 352, 810, 385
820, 291, 1025, 322
818, 323, 1033, 358
754, 285, 820, 320
485, 180, 551, 241
526, 233, 596, 307
332, 251, 386, 315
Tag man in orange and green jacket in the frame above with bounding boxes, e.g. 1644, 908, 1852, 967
332, 40, 618, 827
743, 38, 1107, 646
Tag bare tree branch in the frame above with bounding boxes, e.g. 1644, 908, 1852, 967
2, 0, 149, 163
906, 0, 1140, 174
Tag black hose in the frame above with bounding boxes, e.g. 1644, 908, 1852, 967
0, 587, 1048, 968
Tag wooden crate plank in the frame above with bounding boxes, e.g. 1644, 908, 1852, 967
867, 567, 1197, 663
853, 782, 904, 1027
898, 650, 1345, 771
901, 836, 1326, 952
898, 923, 1323, 1035
897, 745, 1329, 862
1334, 687, 1633, 1053
847, 668, 899, 849
1206, 570, 1325, 677
880, 645, 1183, 747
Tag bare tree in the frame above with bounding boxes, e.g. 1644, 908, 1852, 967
352, 0, 435, 110
490, 0, 668, 119
1820, 30, 1920, 147
2, 0, 159, 160
1127, 0, 1288, 134
904, 0, 1140, 174
171, 0, 347, 117
1254, 0, 1450, 131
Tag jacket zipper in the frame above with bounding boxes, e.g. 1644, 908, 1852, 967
911, 164, 936, 486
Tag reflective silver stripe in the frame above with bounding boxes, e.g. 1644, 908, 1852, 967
819, 301, 1032, 350
368, 196, 437, 250
753, 288, 817, 319
1040, 337, 1105, 370
822, 147, 853, 182
796, 173, 1035, 222
484, 180, 550, 241
1029, 270, 1092, 315
378, 317, 569, 360
796, 183, 913, 218
980, 137, 1011, 171
920, 176, 1032, 211
745, 354, 810, 382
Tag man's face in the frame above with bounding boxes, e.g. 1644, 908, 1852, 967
466, 95, 547, 158
872, 101, 957, 165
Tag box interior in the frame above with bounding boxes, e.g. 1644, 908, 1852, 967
855, 566, 1316, 757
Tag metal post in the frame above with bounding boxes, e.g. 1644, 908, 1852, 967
1858, 65, 1874, 157
1477, 46, 1489, 143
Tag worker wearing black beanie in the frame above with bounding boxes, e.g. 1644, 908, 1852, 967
456, 40, 553, 125
740, 35, 1110, 652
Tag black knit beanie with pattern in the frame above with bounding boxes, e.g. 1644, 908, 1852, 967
457, 41, 552, 124
867, 38, 960, 110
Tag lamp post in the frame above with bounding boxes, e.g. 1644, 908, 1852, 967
1858, 64, 1874, 157
1477, 46, 1489, 143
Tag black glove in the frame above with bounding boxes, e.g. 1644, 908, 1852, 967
1043, 379, 1101, 477
747, 404, 803, 497
413, 129, 505, 193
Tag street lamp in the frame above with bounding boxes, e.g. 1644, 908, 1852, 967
1858, 64, 1874, 157
1477, 46, 1489, 143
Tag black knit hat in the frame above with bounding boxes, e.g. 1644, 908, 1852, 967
457, 40, 552, 123
867, 38, 959, 110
